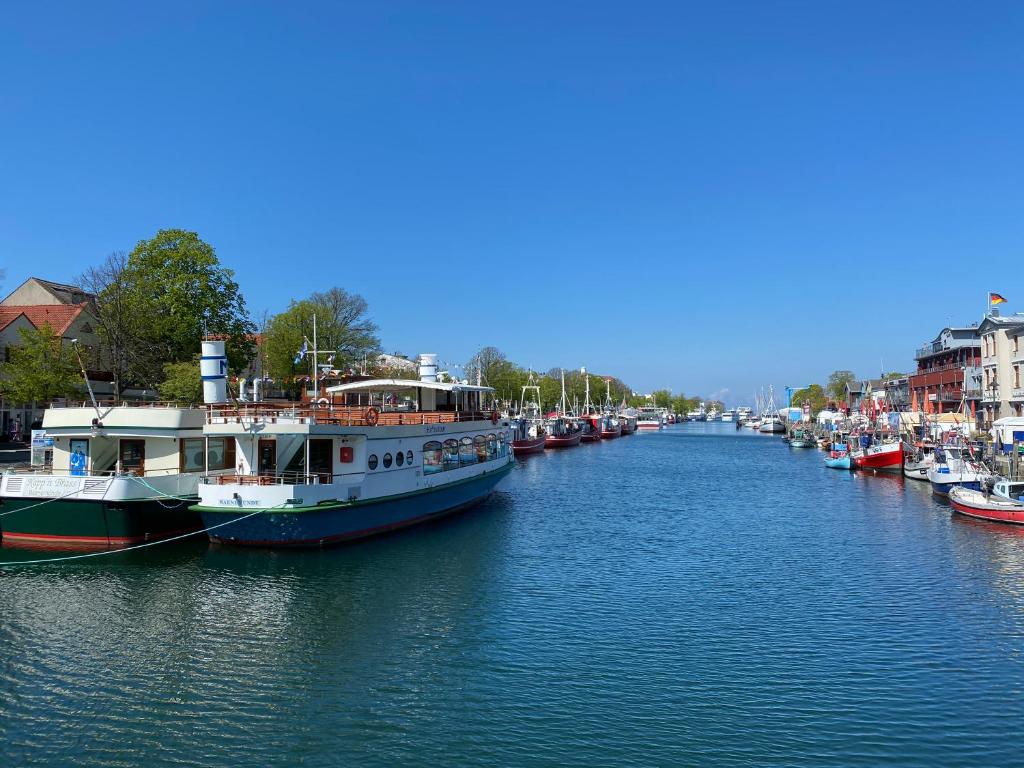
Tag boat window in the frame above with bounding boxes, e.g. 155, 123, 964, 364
396, 451, 404, 467
487, 434, 497, 460
181, 438, 205, 472
206, 438, 233, 471
474, 435, 488, 462
459, 437, 476, 465
443, 439, 459, 470
383, 453, 393, 468
368, 454, 378, 470
423, 441, 443, 474
406, 450, 414, 466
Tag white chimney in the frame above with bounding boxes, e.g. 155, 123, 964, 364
419, 353, 438, 383
200, 341, 228, 404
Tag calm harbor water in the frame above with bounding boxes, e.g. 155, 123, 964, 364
2, 424, 1024, 767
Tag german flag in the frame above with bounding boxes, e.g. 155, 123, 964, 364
990, 292, 1007, 305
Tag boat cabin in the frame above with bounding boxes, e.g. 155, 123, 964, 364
201, 379, 509, 488
36, 405, 214, 478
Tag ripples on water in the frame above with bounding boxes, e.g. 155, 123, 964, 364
2, 425, 1024, 766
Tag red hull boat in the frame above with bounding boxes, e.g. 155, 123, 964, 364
545, 432, 582, 448
949, 485, 1024, 525
512, 436, 547, 455
600, 424, 622, 439
851, 441, 903, 473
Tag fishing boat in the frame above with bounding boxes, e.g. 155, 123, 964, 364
544, 415, 582, 448
636, 406, 663, 431
788, 427, 816, 448
192, 359, 514, 547
598, 380, 622, 439
618, 407, 638, 435
0, 403, 215, 548
902, 445, 935, 481
509, 377, 547, 455
544, 371, 582, 448
756, 387, 786, 433
851, 438, 903, 474
927, 444, 991, 497
509, 418, 546, 454
949, 479, 1024, 525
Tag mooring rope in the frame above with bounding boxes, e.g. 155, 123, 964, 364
0, 504, 286, 567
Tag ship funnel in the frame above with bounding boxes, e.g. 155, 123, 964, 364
419, 353, 438, 383
200, 340, 228, 404
253, 377, 263, 403
238, 377, 249, 402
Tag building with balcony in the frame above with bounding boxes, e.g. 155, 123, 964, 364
908, 325, 981, 418
977, 312, 1024, 426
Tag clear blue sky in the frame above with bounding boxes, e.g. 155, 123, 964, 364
2, 2, 1022, 404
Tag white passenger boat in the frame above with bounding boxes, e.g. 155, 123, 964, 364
192, 372, 514, 547
0, 403, 216, 547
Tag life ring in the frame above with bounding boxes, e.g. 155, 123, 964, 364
491, 409, 499, 425
365, 406, 380, 426
316, 397, 329, 408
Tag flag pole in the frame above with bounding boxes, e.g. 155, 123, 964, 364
312, 313, 318, 399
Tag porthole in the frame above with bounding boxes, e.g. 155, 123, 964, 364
368, 454, 378, 470
383, 453, 393, 468
406, 450, 414, 466
396, 451, 404, 467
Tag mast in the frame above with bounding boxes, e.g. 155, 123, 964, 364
312, 313, 318, 399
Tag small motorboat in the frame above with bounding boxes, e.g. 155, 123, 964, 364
902, 446, 934, 482
825, 452, 851, 470
949, 479, 1024, 525
927, 445, 991, 496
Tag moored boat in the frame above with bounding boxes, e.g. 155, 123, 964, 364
927, 444, 992, 497
824, 452, 851, 470
902, 446, 934, 481
544, 415, 582, 448
851, 438, 903, 473
949, 480, 1024, 525
192, 372, 514, 548
0, 403, 214, 548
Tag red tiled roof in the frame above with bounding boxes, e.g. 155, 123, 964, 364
0, 303, 88, 336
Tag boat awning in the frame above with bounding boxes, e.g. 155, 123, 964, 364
325, 378, 494, 395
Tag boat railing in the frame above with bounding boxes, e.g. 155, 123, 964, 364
202, 470, 350, 487
206, 404, 496, 427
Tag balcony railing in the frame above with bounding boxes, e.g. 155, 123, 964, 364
206, 404, 498, 427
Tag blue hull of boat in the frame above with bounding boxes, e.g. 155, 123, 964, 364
197, 465, 512, 547
931, 479, 982, 498
825, 457, 851, 470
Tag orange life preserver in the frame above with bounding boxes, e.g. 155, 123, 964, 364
365, 406, 380, 426
491, 409, 499, 425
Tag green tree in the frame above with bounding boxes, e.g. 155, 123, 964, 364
787, 384, 829, 415
827, 370, 857, 403
0, 326, 82, 404
263, 289, 380, 381
159, 358, 203, 404
120, 229, 255, 385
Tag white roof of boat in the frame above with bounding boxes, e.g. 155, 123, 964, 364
325, 378, 494, 394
